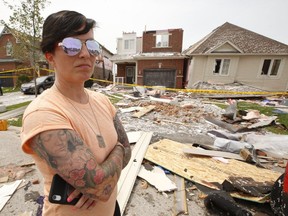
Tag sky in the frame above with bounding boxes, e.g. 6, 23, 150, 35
1, 0, 288, 54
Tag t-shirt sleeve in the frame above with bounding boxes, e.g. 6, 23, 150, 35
21, 109, 73, 154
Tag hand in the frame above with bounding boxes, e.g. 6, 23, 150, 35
68, 189, 96, 210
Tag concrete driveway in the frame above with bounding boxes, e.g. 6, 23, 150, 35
0, 91, 35, 107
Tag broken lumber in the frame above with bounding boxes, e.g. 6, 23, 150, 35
132, 105, 155, 118
183, 147, 244, 161
173, 175, 188, 215
117, 131, 153, 214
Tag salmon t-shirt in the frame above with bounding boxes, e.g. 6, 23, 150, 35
21, 85, 118, 216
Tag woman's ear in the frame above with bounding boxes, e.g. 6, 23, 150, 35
45, 52, 54, 64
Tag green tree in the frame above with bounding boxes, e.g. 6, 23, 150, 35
1, 0, 50, 96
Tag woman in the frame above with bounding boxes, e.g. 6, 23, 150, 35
21, 10, 131, 216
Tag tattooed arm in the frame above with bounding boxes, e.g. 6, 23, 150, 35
113, 114, 132, 168
30, 129, 124, 202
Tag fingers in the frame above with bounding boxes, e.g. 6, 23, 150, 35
72, 195, 97, 210
67, 188, 97, 210
67, 189, 82, 204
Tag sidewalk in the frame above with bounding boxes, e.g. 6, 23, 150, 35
0, 126, 43, 216
0, 106, 28, 120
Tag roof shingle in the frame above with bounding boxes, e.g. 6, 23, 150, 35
183, 22, 288, 55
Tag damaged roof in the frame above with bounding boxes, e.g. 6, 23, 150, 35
183, 22, 288, 55
110, 52, 186, 61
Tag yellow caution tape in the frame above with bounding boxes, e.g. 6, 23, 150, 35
0, 67, 287, 96
91, 77, 288, 96
0, 67, 33, 74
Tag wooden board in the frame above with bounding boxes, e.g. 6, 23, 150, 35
132, 105, 155, 118
183, 147, 244, 161
173, 175, 188, 215
144, 139, 281, 201
117, 131, 153, 214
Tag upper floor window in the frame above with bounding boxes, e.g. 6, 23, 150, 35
124, 39, 135, 50
261, 59, 281, 76
156, 34, 169, 48
6, 41, 13, 56
213, 59, 230, 75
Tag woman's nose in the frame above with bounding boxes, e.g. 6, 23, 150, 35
79, 42, 90, 57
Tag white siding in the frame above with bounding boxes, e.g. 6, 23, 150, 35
187, 55, 288, 91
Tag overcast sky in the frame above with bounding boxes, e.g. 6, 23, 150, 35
1, 0, 288, 53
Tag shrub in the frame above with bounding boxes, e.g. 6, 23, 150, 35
16, 75, 30, 87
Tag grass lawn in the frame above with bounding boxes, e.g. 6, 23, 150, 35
2, 91, 288, 135
216, 101, 288, 135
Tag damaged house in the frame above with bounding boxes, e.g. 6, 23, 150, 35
111, 29, 187, 89
183, 22, 288, 92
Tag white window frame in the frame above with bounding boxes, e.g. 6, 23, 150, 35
124, 39, 135, 50
213, 58, 230, 76
260, 58, 281, 77
156, 34, 169, 48
6, 41, 13, 56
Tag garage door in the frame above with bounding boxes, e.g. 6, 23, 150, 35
143, 69, 176, 88
0, 73, 14, 87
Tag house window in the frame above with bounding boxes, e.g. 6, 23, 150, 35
6, 41, 13, 56
261, 59, 281, 76
156, 34, 169, 48
213, 59, 230, 75
124, 39, 134, 50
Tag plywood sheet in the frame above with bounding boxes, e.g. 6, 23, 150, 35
144, 139, 281, 190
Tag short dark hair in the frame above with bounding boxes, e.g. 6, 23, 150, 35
40, 10, 96, 54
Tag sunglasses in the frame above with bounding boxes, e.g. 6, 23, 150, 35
58, 37, 101, 56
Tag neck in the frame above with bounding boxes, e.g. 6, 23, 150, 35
54, 83, 88, 104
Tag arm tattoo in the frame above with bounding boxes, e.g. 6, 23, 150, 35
30, 129, 124, 201
113, 114, 132, 168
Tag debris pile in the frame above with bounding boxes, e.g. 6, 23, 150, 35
1, 82, 288, 215
102, 83, 288, 215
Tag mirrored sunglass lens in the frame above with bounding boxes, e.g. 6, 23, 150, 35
86, 40, 101, 56
62, 38, 81, 56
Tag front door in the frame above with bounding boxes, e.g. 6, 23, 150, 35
126, 66, 135, 84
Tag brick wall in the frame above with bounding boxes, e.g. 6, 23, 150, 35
137, 59, 184, 88
0, 34, 16, 58
142, 29, 183, 53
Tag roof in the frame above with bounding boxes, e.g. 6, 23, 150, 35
183, 22, 288, 55
0, 25, 4, 35
110, 52, 186, 62
0, 58, 21, 63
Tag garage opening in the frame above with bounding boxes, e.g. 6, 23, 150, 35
143, 69, 176, 88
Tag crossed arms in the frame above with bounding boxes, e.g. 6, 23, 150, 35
30, 115, 131, 202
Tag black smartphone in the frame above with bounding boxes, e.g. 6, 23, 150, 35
48, 174, 82, 205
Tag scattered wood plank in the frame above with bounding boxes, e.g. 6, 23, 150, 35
149, 96, 172, 103
132, 105, 155, 118
183, 147, 244, 161
117, 131, 153, 214
173, 175, 188, 215
204, 115, 246, 133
